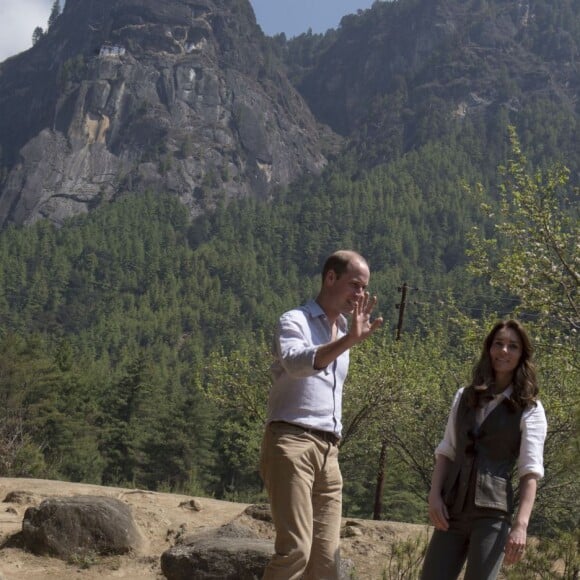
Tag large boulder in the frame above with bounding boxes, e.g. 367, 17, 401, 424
161, 522, 272, 580
21, 495, 141, 558
161, 520, 355, 580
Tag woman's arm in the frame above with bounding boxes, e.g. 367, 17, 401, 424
503, 474, 539, 565
427, 390, 463, 531
427, 454, 452, 531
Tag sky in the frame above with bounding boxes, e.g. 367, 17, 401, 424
0, 0, 377, 63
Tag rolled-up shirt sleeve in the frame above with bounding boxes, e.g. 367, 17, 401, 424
274, 315, 319, 379
435, 388, 464, 461
518, 400, 547, 479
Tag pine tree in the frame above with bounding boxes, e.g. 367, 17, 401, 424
32, 27, 44, 45
47, 0, 61, 30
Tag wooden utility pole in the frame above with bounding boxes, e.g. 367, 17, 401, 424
396, 282, 408, 340
372, 283, 408, 520
373, 438, 388, 520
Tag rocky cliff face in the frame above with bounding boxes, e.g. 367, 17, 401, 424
0, 0, 335, 227
292, 0, 579, 138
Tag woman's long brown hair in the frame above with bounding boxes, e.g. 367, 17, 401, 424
467, 320, 539, 410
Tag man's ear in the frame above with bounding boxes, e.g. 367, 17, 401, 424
325, 270, 337, 286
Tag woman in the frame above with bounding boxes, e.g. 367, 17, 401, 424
421, 320, 547, 580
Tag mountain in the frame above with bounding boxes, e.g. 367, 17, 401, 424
1, 0, 577, 229
0, 0, 335, 228
284, 0, 579, 168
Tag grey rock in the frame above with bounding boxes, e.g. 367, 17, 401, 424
20, 495, 141, 558
162, 520, 356, 580
3, 491, 38, 505
243, 503, 272, 522
342, 525, 363, 538
179, 498, 203, 511
161, 533, 273, 580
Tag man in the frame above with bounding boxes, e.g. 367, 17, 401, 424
260, 250, 383, 580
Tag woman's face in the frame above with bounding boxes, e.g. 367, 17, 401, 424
489, 327, 523, 379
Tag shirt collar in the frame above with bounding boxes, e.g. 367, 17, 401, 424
500, 385, 513, 399
305, 299, 348, 333
487, 385, 513, 400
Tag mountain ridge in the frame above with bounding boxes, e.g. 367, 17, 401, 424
284, 0, 579, 169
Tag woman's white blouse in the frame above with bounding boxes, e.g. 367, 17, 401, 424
435, 387, 548, 479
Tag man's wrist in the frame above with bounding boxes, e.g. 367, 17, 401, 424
345, 330, 362, 347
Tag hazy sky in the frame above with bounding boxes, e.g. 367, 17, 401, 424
0, 0, 377, 63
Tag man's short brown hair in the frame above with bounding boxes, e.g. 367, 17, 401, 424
322, 250, 367, 281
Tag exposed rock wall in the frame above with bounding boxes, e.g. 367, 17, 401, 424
0, 0, 336, 227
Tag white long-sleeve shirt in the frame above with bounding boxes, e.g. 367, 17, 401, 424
267, 299, 349, 436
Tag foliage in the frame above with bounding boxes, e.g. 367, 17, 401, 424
198, 338, 270, 497
58, 55, 86, 87
0, 408, 46, 477
0, 131, 577, 537
382, 529, 430, 580
467, 126, 579, 331
48, 0, 61, 30
467, 128, 579, 534
32, 27, 44, 46
67, 549, 100, 570
0, 0, 578, 545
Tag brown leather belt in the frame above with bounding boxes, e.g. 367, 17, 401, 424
271, 421, 341, 446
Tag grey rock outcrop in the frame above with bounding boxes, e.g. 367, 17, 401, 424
20, 495, 141, 558
161, 523, 273, 580
161, 517, 356, 580
3, 491, 39, 505
0, 0, 336, 228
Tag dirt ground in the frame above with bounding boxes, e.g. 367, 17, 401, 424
0, 477, 429, 579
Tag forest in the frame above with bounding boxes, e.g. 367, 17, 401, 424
0, 124, 577, 549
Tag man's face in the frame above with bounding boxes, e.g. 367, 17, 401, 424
326, 259, 370, 315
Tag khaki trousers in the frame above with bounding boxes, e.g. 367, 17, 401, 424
260, 421, 343, 580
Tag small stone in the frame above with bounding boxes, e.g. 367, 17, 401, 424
178, 499, 202, 512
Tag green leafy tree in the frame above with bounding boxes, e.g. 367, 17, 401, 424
0, 333, 103, 481
0, 408, 46, 478
199, 338, 270, 499
99, 354, 153, 486
341, 326, 468, 521
467, 126, 579, 331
